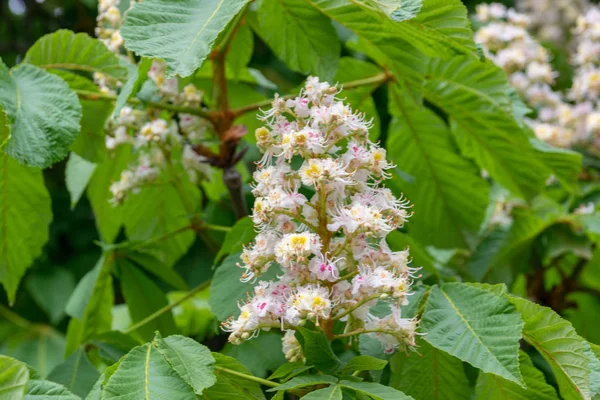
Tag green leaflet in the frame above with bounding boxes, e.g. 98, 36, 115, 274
254, 0, 340, 79
0, 61, 82, 168
339, 380, 415, 400
0, 355, 29, 400
421, 283, 524, 386
47, 347, 100, 398
387, 85, 488, 249
121, 0, 248, 78
24, 29, 127, 82
102, 343, 197, 400
474, 351, 558, 400
389, 339, 470, 400
301, 385, 343, 400
203, 353, 266, 400
65, 153, 97, 210
0, 110, 53, 304
511, 296, 591, 399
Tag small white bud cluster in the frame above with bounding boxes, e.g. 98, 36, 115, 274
223, 77, 420, 357
95, 0, 129, 53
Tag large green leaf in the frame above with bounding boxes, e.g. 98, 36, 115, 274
201, 353, 265, 400
0, 61, 81, 168
421, 283, 524, 385
87, 145, 131, 243
0, 113, 52, 304
475, 351, 557, 400
123, 181, 199, 267
3, 332, 66, 378
254, 0, 340, 79
153, 333, 216, 395
511, 296, 590, 399
119, 260, 177, 341
25, 376, 80, 399
26, 267, 75, 325
339, 381, 414, 400
47, 347, 100, 398
295, 327, 342, 375
423, 57, 549, 199
388, 85, 488, 249
102, 343, 197, 399
121, 0, 248, 78
389, 339, 470, 400
530, 137, 582, 192
223, 332, 286, 377
24, 29, 127, 81
301, 385, 342, 400
0, 356, 29, 400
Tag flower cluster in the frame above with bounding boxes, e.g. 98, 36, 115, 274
223, 77, 420, 357
475, 4, 578, 148
96, 0, 128, 53
516, 0, 588, 45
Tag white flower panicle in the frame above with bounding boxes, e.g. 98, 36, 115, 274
223, 77, 420, 358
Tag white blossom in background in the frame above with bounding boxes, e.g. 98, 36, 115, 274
223, 77, 421, 357
516, 0, 588, 45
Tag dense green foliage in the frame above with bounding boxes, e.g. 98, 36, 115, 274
1, 0, 600, 399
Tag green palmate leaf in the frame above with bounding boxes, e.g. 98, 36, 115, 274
301, 385, 342, 400
511, 296, 591, 399
87, 145, 131, 243
268, 375, 338, 391
119, 260, 177, 341
215, 216, 256, 263
343, 356, 388, 374
113, 57, 152, 118
65, 153, 97, 210
25, 376, 80, 399
529, 137, 582, 192
339, 380, 414, 400
334, 58, 382, 141
103, 343, 196, 400
203, 353, 265, 400
421, 283, 524, 385
24, 29, 127, 81
254, 0, 340, 79
123, 181, 199, 267
423, 57, 549, 199
0, 113, 52, 304
475, 351, 558, 400
388, 85, 488, 249
121, 0, 248, 78
222, 331, 286, 377
389, 338, 470, 400
0, 355, 29, 400
295, 327, 343, 375
0, 61, 82, 168
153, 333, 216, 395
47, 347, 100, 398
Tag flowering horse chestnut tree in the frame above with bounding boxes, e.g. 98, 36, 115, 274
1, 0, 600, 399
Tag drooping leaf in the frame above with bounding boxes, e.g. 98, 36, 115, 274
475, 351, 558, 400
26, 267, 75, 325
423, 57, 549, 199
421, 283, 524, 385
201, 353, 266, 400
153, 333, 216, 395
65, 153, 96, 210
388, 85, 488, 249
119, 260, 177, 341
268, 375, 338, 391
3, 332, 66, 378
102, 343, 196, 400
339, 380, 415, 400
511, 296, 591, 399
254, 0, 340, 79
389, 338, 470, 400
47, 347, 100, 398
0, 112, 52, 304
343, 356, 388, 375
126, 251, 187, 290
121, 0, 248, 78
0, 355, 29, 400
0, 61, 82, 168
24, 29, 127, 81
295, 327, 343, 375
268, 363, 313, 382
